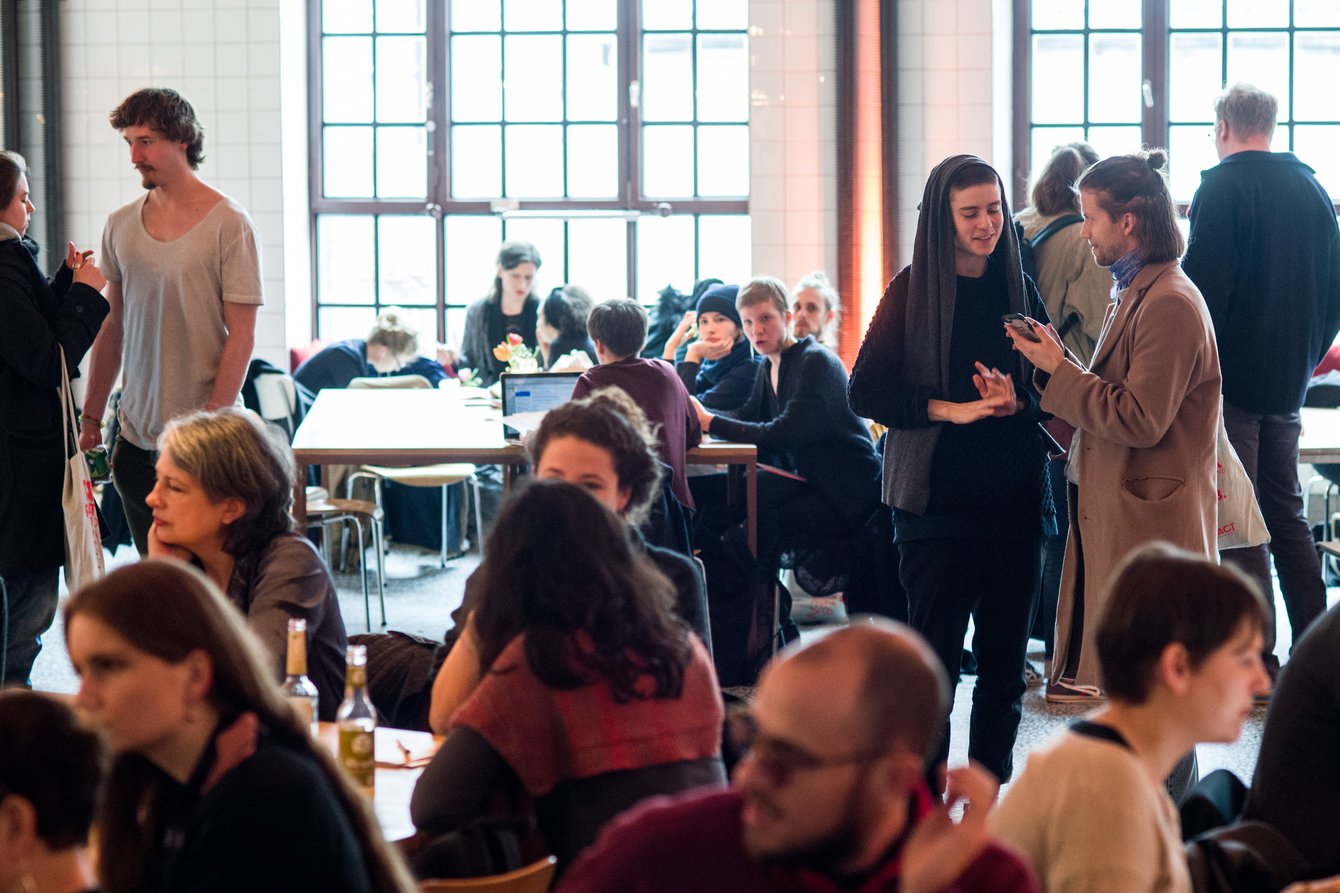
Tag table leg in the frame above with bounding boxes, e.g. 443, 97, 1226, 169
746, 458, 757, 559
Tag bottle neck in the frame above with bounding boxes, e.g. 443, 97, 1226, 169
285, 629, 309, 677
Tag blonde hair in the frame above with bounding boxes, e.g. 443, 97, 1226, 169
790, 271, 841, 344
367, 310, 419, 359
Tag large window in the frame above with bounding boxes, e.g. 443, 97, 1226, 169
1018, 1, 1340, 207
310, 0, 751, 343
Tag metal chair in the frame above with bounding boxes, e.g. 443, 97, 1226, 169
346, 376, 484, 564
304, 486, 386, 631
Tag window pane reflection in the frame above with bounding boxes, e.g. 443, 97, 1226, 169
450, 125, 502, 198
637, 216, 695, 301
1294, 34, 1340, 121
504, 35, 563, 122
378, 216, 437, 306
505, 124, 565, 197
697, 215, 751, 285
1168, 124, 1218, 204
375, 36, 427, 123
323, 127, 374, 197
323, 37, 373, 123
376, 127, 427, 198
643, 125, 695, 197
375, 0, 424, 33
451, 36, 502, 122
567, 218, 628, 300
566, 34, 619, 122
697, 34, 749, 123
642, 34, 694, 121
503, 0, 562, 32
1088, 34, 1142, 123
1169, 33, 1223, 123
567, 125, 619, 198
697, 126, 749, 197
317, 215, 375, 304
1294, 126, 1340, 199
1031, 0, 1083, 30
444, 216, 503, 307
1032, 34, 1084, 124
323, 0, 371, 34
1226, 0, 1287, 28
643, 0, 691, 31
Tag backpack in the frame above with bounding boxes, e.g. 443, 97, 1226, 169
1015, 213, 1083, 334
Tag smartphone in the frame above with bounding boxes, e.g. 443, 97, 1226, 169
1001, 312, 1042, 343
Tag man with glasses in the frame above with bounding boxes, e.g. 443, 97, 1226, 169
1182, 82, 1340, 684
556, 621, 1039, 893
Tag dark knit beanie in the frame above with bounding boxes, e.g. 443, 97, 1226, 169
696, 284, 741, 329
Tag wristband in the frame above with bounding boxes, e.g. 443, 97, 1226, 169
79, 414, 105, 428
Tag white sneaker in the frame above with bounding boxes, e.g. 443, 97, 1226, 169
792, 593, 848, 625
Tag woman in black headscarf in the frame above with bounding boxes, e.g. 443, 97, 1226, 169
849, 155, 1053, 789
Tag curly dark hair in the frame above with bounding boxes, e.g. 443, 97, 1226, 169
527, 387, 663, 527
471, 479, 691, 703
110, 88, 206, 169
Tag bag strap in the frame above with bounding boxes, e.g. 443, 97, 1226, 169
1069, 719, 1132, 750
58, 346, 79, 458
1031, 213, 1084, 250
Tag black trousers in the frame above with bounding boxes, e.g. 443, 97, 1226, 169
111, 436, 158, 557
898, 534, 1040, 786
690, 469, 853, 573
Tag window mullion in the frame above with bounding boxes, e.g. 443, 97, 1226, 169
1143, 0, 1169, 149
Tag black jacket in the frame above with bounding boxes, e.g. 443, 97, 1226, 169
1183, 150, 1340, 414
709, 336, 881, 525
0, 238, 108, 574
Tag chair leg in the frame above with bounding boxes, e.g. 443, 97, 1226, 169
372, 514, 387, 627
470, 475, 484, 557
439, 484, 449, 568
349, 515, 371, 632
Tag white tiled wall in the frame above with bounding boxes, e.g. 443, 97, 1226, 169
749, 0, 839, 290
895, 0, 1013, 268
60, 0, 295, 367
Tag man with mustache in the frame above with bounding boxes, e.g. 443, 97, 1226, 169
78, 88, 262, 554
557, 621, 1038, 893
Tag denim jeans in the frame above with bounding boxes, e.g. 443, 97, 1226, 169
1219, 404, 1327, 668
1, 568, 59, 686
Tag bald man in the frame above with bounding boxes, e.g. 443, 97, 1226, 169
557, 621, 1038, 893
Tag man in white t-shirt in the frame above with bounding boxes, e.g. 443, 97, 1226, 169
79, 87, 263, 553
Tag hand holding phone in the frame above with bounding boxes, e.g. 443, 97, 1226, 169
1001, 313, 1042, 343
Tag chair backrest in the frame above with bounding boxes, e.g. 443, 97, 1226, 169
418, 856, 557, 893
242, 359, 302, 440
349, 374, 433, 390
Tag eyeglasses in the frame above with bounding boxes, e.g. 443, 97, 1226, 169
730, 714, 888, 787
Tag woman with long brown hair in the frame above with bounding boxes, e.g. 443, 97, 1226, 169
65, 559, 416, 893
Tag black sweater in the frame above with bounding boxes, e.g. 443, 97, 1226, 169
1183, 150, 1340, 414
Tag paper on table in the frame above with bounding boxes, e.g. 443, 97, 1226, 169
500, 410, 548, 435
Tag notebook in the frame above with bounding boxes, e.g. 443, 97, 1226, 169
499, 372, 583, 439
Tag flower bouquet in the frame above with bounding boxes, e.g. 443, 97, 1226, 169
493, 332, 540, 373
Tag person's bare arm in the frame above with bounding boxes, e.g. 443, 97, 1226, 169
78, 281, 125, 451
427, 611, 484, 735
206, 302, 259, 411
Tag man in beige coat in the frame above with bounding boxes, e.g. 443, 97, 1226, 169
1006, 150, 1222, 699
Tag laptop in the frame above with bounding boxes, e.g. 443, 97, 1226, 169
499, 371, 583, 439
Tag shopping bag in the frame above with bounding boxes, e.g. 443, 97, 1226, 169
60, 349, 104, 589
1217, 413, 1270, 551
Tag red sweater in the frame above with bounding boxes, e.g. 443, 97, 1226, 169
453, 633, 723, 797
557, 788, 1040, 893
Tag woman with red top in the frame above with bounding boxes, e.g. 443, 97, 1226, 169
410, 478, 725, 874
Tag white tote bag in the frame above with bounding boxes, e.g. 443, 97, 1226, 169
1217, 412, 1270, 551
59, 348, 105, 589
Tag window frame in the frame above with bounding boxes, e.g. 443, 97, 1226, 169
1012, 0, 1340, 215
306, 0, 750, 343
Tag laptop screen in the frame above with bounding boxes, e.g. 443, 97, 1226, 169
499, 372, 583, 437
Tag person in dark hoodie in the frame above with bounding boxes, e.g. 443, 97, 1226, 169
662, 283, 761, 412
848, 154, 1052, 789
